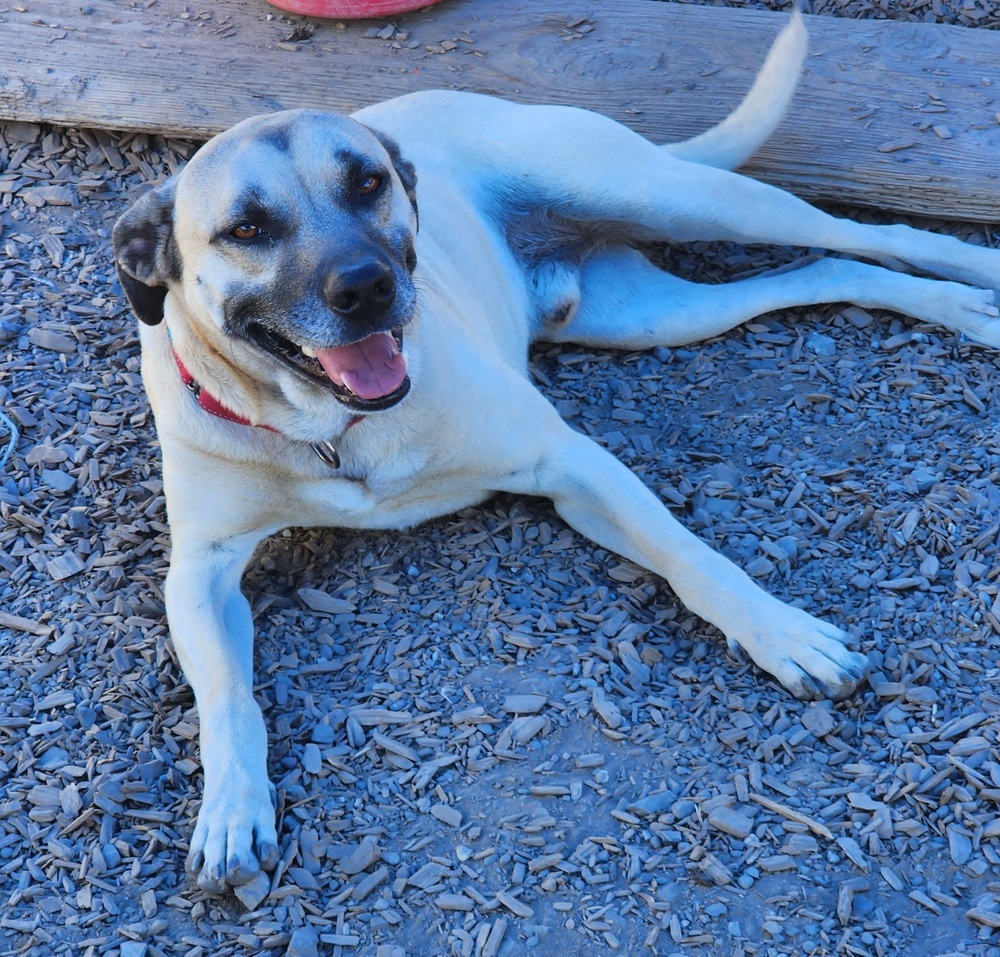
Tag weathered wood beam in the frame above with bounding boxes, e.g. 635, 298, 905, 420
2, 0, 999, 220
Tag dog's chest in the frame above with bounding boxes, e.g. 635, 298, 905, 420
293, 452, 492, 532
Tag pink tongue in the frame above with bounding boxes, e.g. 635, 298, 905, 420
315, 332, 407, 400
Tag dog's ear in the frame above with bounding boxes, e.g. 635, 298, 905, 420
367, 128, 418, 226
113, 178, 181, 326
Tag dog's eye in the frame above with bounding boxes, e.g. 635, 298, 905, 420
358, 174, 383, 197
231, 223, 263, 241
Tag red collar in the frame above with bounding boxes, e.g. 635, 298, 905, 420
173, 349, 274, 430
171, 346, 359, 468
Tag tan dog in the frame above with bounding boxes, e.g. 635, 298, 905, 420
113, 12, 999, 894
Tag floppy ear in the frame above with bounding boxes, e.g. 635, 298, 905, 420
113, 178, 181, 326
367, 128, 418, 226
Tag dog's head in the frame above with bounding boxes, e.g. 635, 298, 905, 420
113, 110, 419, 415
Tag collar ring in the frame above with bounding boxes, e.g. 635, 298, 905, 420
310, 440, 341, 469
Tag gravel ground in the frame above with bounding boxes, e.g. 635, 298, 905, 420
3, 2, 1000, 956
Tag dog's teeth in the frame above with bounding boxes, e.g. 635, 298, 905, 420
301, 345, 317, 358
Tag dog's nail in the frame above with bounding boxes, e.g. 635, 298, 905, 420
258, 839, 281, 870
227, 858, 260, 886
198, 869, 227, 895
792, 675, 822, 701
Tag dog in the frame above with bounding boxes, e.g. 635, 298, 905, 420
113, 10, 1000, 894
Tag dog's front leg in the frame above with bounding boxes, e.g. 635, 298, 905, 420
165, 530, 280, 893
504, 422, 868, 700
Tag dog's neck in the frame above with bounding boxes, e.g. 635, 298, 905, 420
170, 345, 359, 469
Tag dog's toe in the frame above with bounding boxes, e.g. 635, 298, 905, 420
257, 834, 281, 871
226, 854, 263, 887
776, 652, 865, 702
784, 670, 823, 702
807, 650, 869, 701
196, 857, 231, 896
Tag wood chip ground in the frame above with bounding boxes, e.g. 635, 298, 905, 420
2, 1, 1000, 955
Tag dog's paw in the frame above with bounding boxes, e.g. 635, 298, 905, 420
187, 777, 280, 896
945, 285, 1000, 348
726, 604, 868, 701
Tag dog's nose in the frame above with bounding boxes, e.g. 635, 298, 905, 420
324, 259, 396, 319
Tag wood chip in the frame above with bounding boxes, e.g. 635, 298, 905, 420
407, 862, 450, 890
481, 918, 508, 957
837, 878, 869, 925
967, 907, 1000, 929
0, 611, 53, 636
758, 854, 796, 873
501, 693, 547, 714
45, 552, 86, 581
350, 865, 388, 902
693, 853, 733, 886
708, 806, 753, 839
749, 793, 834, 841
909, 889, 942, 915
430, 804, 462, 828
340, 838, 381, 876
27, 328, 77, 353
591, 689, 623, 729
947, 824, 973, 865
296, 587, 355, 614
495, 890, 534, 918
233, 871, 271, 910
348, 708, 412, 726
836, 836, 869, 871
436, 892, 475, 912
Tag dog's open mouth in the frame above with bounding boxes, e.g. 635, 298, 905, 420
248, 324, 410, 412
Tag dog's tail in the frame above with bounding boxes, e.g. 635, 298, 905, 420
661, 8, 807, 170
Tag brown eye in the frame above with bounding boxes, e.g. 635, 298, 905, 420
359, 174, 383, 197
231, 223, 261, 240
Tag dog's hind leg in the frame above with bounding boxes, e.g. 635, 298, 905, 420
539, 247, 1000, 349
490, 107, 1000, 325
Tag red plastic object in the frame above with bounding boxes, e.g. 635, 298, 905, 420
266, 0, 443, 16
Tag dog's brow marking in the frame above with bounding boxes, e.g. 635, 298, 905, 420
221, 188, 294, 241
335, 147, 376, 180
227, 199, 271, 228
257, 126, 291, 154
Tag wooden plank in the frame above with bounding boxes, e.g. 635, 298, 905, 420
2, 0, 999, 220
